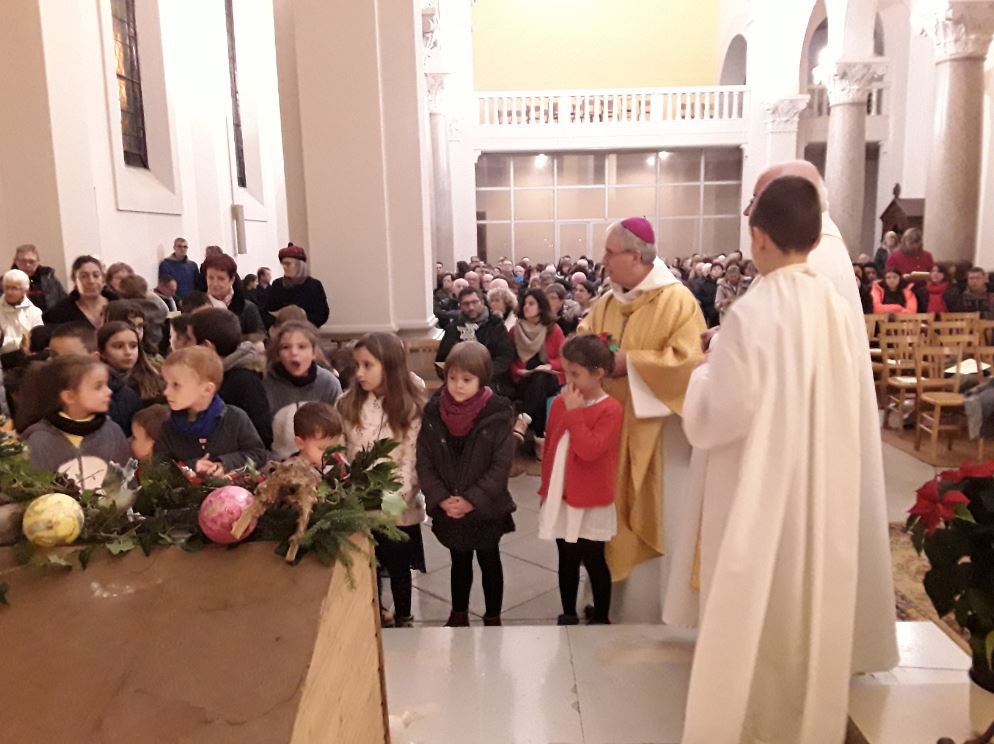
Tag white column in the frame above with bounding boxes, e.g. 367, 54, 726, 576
918, 1, 994, 263
426, 74, 455, 272
274, 0, 434, 334
761, 96, 809, 163
816, 59, 887, 253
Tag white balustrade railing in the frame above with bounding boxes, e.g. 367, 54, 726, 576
806, 83, 887, 118
476, 86, 749, 128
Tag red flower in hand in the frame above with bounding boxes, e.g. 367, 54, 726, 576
909, 479, 970, 535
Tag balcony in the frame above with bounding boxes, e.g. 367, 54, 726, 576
472, 85, 751, 152
800, 82, 889, 143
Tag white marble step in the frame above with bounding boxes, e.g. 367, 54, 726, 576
383, 622, 990, 744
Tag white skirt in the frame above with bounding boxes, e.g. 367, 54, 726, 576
538, 430, 617, 543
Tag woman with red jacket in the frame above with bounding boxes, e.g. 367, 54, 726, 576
871, 269, 917, 315
538, 335, 622, 625
510, 290, 565, 444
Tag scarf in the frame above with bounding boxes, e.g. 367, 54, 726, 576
440, 386, 493, 437
208, 290, 233, 310
169, 394, 224, 440
273, 361, 318, 387
514, 318, 549, 364
926, 282, 949, 314
457, 306, 491, 342
48, 411, 106, 437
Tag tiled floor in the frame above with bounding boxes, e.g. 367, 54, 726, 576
382, 443, 988, 743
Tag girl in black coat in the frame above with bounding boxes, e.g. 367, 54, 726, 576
416, 340, 516, 627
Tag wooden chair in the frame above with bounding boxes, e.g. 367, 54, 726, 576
915, 346, 966, 460
927, 319, 977, 348
880, 335, 920, 429
978, 320, 994, 346
879, 317, 929, 344
406, 338, 443, 393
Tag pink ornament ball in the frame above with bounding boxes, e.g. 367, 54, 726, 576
198, 486, 257, 544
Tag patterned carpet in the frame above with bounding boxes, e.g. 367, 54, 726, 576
889, 522, 969, 651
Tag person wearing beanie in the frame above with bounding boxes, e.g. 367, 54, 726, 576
264, 243, 330, 329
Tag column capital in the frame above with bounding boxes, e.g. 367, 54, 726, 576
762, 96, 809, 134
916, 1, 994, 62
813, 59, 887, 106
425, 72, 449, 114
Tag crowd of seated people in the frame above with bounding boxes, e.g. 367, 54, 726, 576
852, 227, 992, 318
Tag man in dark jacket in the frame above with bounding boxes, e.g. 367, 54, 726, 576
13, 244, 67, 313
158, 238, 202, 299
435, 288, 515, 397
957, 266, 994, 319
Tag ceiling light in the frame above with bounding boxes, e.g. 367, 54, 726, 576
658, 151, 671, 160
535, 154, 548, 168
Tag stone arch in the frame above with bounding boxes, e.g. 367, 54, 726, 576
719, 34, 748, 85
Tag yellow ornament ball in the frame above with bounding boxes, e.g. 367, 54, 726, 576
22, 493, 84, 547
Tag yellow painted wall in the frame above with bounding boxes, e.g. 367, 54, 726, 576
472, 0, 721, 90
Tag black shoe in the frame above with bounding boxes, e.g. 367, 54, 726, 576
483, 614, 502, 626
586, 616, 612, 625
582, 604, 595, 621
380, 609, 395, 628
395, 615, 414, 628
444, 610, 470, 627
557, 614, 580, 626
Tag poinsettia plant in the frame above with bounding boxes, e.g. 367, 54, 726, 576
907, 460, 994, 676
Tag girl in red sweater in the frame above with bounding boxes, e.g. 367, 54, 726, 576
538, 334, 623, 625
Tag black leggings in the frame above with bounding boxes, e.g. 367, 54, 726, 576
376, 532, 415, 618
450, 547, 504, 616
516, 372, 561, 437
556, 538, 611, 622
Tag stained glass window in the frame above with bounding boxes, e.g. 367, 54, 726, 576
112, 0, 148, 169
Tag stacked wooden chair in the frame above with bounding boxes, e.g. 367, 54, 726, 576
870, 311, 992, 460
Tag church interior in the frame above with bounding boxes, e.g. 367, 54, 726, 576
4, 0, 994, 742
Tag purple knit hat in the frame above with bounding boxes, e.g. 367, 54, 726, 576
621, 217, 655, 245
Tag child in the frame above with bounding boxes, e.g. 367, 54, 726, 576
22, 354, 131, 477
155, 347, 266, 476
98, 321, 165, 407
48, 322, 98, 358
870, 269, 916, 315
538, 335, 623, 625
338, 332, 426, 628
169, 314, 196, 352
416, 341, 516, 627
131, 403, 170, 460
264, 321, 342, 459
190, 308, 273, 449
678, 176, 876, 742
292, 401, 345, 469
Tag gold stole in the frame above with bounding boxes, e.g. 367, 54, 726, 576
580, 285, 705, 581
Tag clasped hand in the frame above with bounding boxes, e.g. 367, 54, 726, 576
440, 495, 475, 519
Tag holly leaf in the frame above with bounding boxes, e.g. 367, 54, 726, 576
986, 630, 994, 670
0, 582, 8, 606
104, 537, 138, 556
12, 541, 34, 566
77, 545, 95, 570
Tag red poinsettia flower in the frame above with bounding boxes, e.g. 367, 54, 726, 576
909, 480, 970, 535
938, 468, 966, 485
958, 461, 994, 480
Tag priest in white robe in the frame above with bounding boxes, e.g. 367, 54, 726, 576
664, 160, 899, 676
679, 176, 865, 743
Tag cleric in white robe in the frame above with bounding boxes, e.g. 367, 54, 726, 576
664, 160, 898, 678
679, 176, 867, 744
